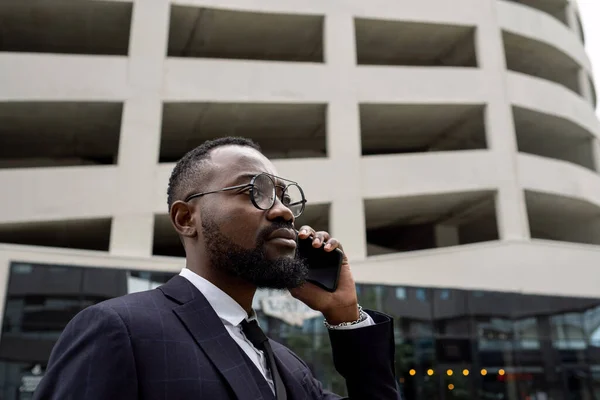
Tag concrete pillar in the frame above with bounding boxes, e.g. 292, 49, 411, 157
324, 14, 367, 261
578, 69, 594, 105
109, 0, 170, 257
330, 195, 366, 261
0, 258, 10, 341
592, 138, 600, 174
110, 214, 156, 258
565, 2, 583, 41
564, 1, 596, 106
435, 224, 460, 248
476, 0, 530, 241
566, 2, 597, 170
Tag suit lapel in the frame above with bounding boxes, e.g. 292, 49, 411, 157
159, 276, 267, 400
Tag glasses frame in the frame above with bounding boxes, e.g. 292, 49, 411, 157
184, 172, 307, 218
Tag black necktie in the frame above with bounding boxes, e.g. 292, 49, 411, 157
241, 319, 287, 400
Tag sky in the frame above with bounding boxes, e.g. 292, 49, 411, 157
578, 0, 600, 116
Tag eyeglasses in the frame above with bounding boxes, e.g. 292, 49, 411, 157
184, 173, 307, 218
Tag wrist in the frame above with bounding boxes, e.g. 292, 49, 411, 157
323, 304, 361, 326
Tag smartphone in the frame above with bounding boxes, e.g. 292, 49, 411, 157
296, 237, 343, 292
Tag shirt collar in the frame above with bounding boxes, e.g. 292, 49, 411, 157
179, 267, 252, 327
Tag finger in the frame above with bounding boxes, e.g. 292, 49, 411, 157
325, 239, 348, 264
297, 225, 316, 239
323, 237, 340, 251
313, 231, 331, 247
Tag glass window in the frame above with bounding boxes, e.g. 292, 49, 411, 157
356, 284, 382, 310
442, 366, 474, 399
514, 317, 540, 350
4, 263, 600, 400
591, 366, 600, 400
562, 367, 593, 400
401, 288, 433, 338
478, 367, 509, 400
511, 367, 550, 400
127, 271, 177, 294
470, 291, 518, 352
551, 313, 587, 350
433, 288, 471, 337
396, 287, 406, 300
585, 304, 600, 365
469, 291, 519, 399
545, 296, 590, 365
0, 262, 179, 399
11, 263, 33, 275
396, 338, 438, 400
0, 361, 42, 400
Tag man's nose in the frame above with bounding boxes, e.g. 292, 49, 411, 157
267, 196, 295, 223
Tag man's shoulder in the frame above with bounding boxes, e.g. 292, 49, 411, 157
82, 287, 172, 324
101, 286, 165, 307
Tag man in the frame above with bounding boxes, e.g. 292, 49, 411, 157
34, 137, 400, 399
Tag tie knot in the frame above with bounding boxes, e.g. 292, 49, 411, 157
241, 319, 268, 349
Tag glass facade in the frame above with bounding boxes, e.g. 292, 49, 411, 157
1, 261, 600, 399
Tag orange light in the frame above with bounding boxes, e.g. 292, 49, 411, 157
409, 369, 416, 376
481, 369, 488, 376
427, 369, 434, 376
498, 369, 505, 376
447, 369, 453, 376
448, 384, 455, 390
463, 369, 469, 376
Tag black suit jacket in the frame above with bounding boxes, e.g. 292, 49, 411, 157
33, 275, 400, 399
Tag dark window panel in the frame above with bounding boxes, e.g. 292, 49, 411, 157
3, 263, 600, 399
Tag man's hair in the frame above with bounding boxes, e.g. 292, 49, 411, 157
166, 136, 262, 210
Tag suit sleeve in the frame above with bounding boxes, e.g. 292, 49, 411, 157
327, 310, 401, 400
33, 304, 138, 400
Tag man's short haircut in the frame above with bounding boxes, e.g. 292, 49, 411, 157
166, 136, 262, 211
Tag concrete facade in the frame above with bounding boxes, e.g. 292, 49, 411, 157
1, 0, 600, 320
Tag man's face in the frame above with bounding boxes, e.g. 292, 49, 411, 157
194, 146, 308, 289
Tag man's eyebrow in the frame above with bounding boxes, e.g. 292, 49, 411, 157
230, 172, 286, 187
229, 173, 258, 186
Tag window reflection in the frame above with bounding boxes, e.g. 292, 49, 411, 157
591, 366, 600, 400
127, 271, 176, 294
433, 288, 471, 338
514, 318, 540, 350
585, 306, 600, 346
1, 262, 600, 400
552, 313, 587, 350
562, 367, 593, 400
0, 263, 178, 399
396, 338, 438, 400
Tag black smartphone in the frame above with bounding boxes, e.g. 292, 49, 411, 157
296, 237, 343, 292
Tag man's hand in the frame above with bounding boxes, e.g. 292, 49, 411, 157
289, 225, 360, 325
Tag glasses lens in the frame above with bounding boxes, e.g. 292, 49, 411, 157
282, 184, 305, 217
252, 174, 276, 210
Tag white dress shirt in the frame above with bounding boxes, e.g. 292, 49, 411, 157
179, 267, 374, 395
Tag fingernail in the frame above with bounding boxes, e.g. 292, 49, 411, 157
300, 229, 307, 235
325, 243, 331, 249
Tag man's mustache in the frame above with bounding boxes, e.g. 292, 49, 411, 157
258, 221, 296, 243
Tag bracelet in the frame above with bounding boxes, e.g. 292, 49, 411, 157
323, 305, 368, 329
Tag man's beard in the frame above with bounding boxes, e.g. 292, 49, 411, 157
201, 218, 309, 289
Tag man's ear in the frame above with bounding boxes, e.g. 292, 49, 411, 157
169, 200, 199, 238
